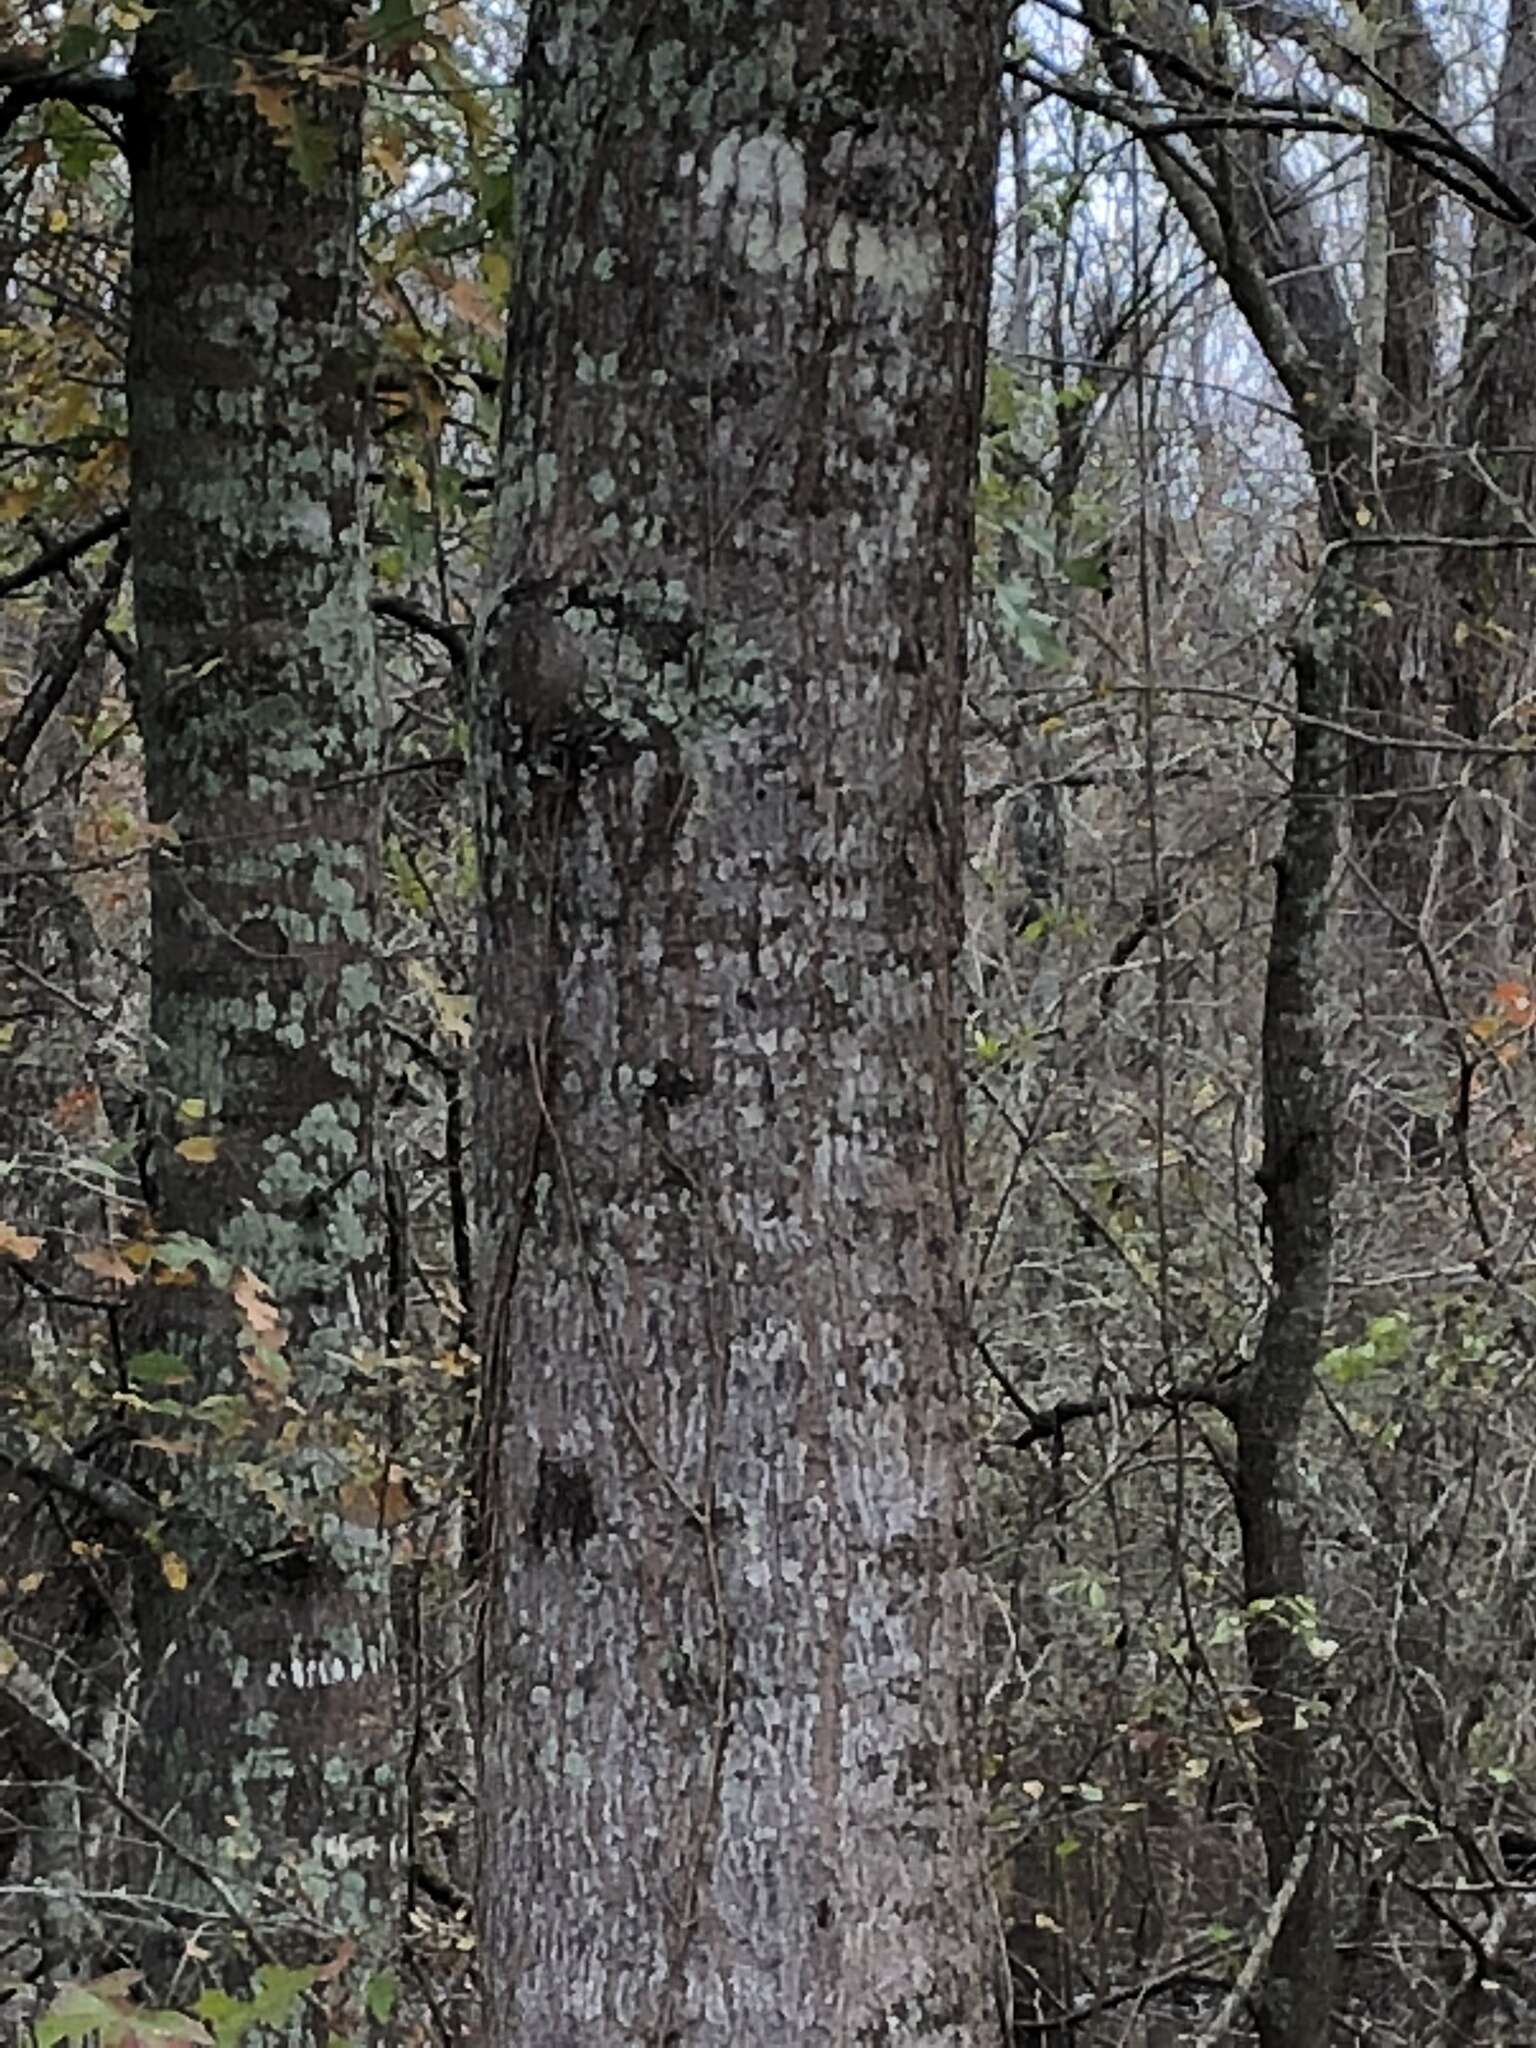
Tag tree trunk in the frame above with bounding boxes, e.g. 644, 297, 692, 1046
472, 4, 1009, 2042
123, 4, 399, 2027
1432, 0, 1536, 953
1231, 587, 1348, 2048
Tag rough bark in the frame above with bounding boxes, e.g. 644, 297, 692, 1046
1432, 0, 1536, 948
123, 2, 399, 2026
1231, 590, 1348, 2048
472, 4, 1009, 2042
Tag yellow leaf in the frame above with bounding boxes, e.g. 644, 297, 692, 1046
481, 248, 511, 305
1355, 505, 1373, 527
44, 382, 95, 440
175, 1134, 221, 1163
18, 1572, 45, 1596
0, 1221, 43, 1260
161, 1552, 189, 1591
177, 1097, 208, 1121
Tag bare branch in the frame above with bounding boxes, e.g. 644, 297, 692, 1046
0, 508, 128, 601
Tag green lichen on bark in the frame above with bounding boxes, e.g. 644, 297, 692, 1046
124, 1, 399, 2031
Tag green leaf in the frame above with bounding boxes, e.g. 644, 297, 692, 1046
195, 1964, 316, 2047
365, 1972, 398, 2022
357, 0, 423, 52
993, 583, 1067, 666
126, 1349, 191, 1387
45, 102, 109, 182
473, 164, 517, 242
153, 1233, 230, 1282
248, 1963, 321, 2020
385, 834, 430, 913
55, 22, 110, 67
287, 104, 339, 193
36, 1983, 120, 2047
1063, 551, 1109, 592
130, 2011, 214, 2044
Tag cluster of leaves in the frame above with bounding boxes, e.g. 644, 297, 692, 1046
38, 1956, 395, 2047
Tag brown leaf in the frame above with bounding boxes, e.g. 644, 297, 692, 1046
0, 1221, 43, 1260
74, 1245, 140, 1285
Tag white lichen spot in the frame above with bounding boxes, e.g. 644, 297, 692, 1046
824, 217, 942, 297
265, 1648, 366, 1691
699, 129, 807, 273
533, 450, 560, 509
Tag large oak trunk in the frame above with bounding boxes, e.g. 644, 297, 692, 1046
473, 4, 1009, 2041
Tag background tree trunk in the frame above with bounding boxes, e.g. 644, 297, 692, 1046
472, 3, 1009, 2041
123, 3, 399, 2024
1231, 602, 1348, 2048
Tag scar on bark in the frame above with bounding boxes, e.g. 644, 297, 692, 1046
525, 1452, 599, 1554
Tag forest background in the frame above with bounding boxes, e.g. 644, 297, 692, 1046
3, 0, 1536, 2043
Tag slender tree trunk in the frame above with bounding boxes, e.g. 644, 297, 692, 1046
472, 4, 1009, 2041
1231, 585, 1348, 2048
123, 4, 399, 2026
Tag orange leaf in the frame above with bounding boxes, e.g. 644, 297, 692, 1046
1493, 978, 1535, 1027
0, 1221, 43, 1260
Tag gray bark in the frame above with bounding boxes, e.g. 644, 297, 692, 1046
123, 2, 399, 2028
472, 3, 1009, 2042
